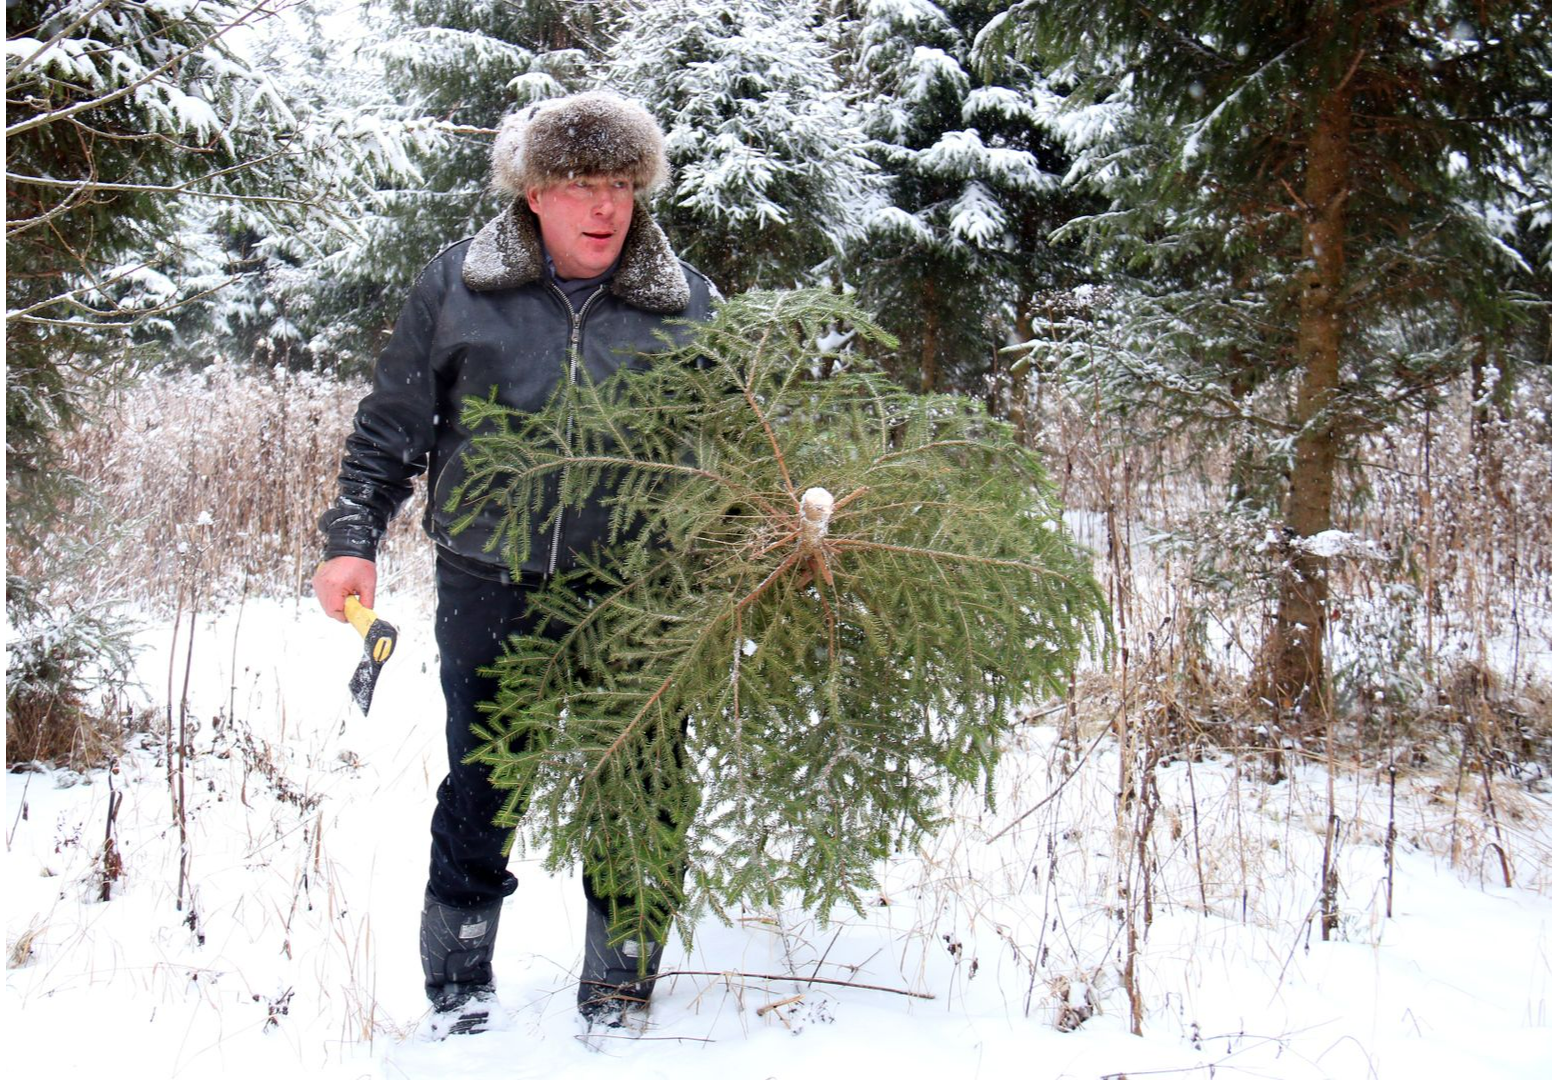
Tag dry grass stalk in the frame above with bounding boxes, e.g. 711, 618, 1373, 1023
39, 362, 429, 611
7, 920, 46, 970
4, 691, 125, 772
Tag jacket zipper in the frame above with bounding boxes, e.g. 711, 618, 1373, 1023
546, 283, 606, 575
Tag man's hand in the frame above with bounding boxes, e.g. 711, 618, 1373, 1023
314, 556, 377, 622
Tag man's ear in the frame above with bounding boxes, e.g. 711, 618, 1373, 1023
525, 185, 544, 215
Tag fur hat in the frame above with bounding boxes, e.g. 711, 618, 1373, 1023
491, 91, 669, 197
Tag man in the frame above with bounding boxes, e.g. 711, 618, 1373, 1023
311, 91, 717, 1036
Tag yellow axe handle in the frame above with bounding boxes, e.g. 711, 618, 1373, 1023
344, 594, 376, 635
344, 596, 395, 662
341, 594, 397, 715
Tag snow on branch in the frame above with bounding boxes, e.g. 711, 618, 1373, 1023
5, 0, 290, 141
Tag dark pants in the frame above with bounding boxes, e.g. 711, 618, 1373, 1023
426, 555, 653, 925
427, 555, 534, 908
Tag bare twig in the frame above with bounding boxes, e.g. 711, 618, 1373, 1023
756, 993, 804, 1017
986, 722, 1112, 843
653, 969, 934, 1000
1384, 761, 1397, 918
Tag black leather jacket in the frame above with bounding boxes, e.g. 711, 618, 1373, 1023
320, 199, 718, 581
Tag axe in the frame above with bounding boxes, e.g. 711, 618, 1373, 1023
344, 595, 398, 714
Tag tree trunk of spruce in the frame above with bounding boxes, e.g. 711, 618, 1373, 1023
1257, 87, 1349, 726
1010, 303, 1033, 446
1470, 342, 1503, 499
920, 278, 939, 393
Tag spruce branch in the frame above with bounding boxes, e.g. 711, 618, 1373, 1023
455, 289, 1109, 952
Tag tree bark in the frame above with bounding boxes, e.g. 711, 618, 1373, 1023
1469, 341, 1504, 501
920, 277, 940, 393
1009, 300, 1033, 446
1258, 87, 1349, 724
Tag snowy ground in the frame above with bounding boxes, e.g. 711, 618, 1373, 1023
5, 594, 1552, 1079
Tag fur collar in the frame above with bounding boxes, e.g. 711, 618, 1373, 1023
461, 199, 691, 314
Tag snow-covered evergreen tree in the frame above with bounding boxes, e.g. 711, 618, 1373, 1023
7, 0, 308, 378
150, 0, 606, 371
5, 0, 345, 750
6, 0, 348, 533
146, 4, 440, 369
844, 0, 1082, 394
602, 0, 880, 295
300, 0, 609, 366
982, 1, 1553, 723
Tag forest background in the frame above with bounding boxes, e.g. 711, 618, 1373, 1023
3, 0, 1554, 1066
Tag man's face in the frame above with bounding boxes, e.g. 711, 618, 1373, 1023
527, 174, 636, 281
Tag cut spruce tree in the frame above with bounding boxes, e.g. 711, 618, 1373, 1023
450, 289, 1108, 956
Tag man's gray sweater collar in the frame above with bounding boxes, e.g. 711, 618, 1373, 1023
461, 199, 691, 314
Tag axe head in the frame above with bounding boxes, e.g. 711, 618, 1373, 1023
344, 596, 398, 715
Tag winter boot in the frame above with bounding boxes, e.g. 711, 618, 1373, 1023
420, 890, 503, 1036
577, 899, 664, 1028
